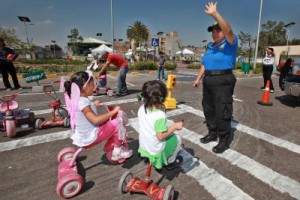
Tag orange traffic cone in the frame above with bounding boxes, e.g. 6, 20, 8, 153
257, 80, 273, 106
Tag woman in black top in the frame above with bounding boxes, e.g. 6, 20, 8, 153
0, 38, 21, 91
278, 58, 293, 91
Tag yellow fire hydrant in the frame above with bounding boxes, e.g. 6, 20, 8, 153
163, 74, 177, 109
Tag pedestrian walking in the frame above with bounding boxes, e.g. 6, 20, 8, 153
0, 38, 22, 91
192, 2, 238, 154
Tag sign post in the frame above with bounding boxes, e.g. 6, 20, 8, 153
23, 70, 47, 93
151, 38, 159, 60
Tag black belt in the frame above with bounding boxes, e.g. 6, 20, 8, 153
205, 69, 232, 76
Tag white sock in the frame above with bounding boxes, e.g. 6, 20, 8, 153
113, 146, 121, 154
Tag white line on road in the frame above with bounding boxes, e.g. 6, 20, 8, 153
178, 104, 300, 155
129, 118, 254, 200
176, 126, 300, 199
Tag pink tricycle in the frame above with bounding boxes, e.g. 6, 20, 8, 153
93, 72, 114, 97
0, 91, 36, 138
56, 105, 130, 198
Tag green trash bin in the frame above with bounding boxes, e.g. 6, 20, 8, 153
242, 63, 250, 74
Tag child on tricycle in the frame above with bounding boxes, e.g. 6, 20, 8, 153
64, 70, 133, 161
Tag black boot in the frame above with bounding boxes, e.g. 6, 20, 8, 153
200, 133, 218, 144
212, 139, 230, 153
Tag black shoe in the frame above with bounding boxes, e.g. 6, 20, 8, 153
165, 156, 183, 170
212, 140, 230, 154
200, 133, 218, 144
115, 92, 127, 97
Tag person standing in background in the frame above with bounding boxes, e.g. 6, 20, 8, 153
193, 2, 238, 154
97, 50, 129, 96
0, 38, 22, 91
157, 51, 166, 81
278, 58, 293, 91
262, 47, 275, 93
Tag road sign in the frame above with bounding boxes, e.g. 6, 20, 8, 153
151, 38, 159, 47
23, 70, 46, 83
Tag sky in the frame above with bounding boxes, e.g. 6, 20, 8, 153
0, 0, 299, 50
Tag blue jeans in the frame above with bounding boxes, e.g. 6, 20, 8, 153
117, 66, 128, 94
157, 66, 165, 80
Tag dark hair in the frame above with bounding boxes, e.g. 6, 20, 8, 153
64, 71, 94, 97
268, 48, 274, 53
141, 80, 167, 112
0, 38, 5, 46
159, 51, 163, 55
284, 58, 293, 66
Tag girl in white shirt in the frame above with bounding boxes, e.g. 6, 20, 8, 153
262, 47, 275, 92
64, 71, 132, 161
138, 80, 183, 169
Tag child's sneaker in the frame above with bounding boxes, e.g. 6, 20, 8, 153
111, 147, 133, 161
165, 156, 183, 170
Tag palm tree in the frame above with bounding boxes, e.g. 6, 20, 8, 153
126, 21, 149, 59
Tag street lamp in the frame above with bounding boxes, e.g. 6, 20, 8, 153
51, 40, 56, 59
17, 16, 32, 47
253, 0, 263, 70
110, 0, 114, 53
202, 39, 207, 50
284, 22, 296, 58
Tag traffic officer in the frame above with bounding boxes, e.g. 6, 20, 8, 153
193, 2, 238, 153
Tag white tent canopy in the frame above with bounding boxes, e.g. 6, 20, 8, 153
91, 44, 113, 55
124, 51, 133, 57
175, 48, 195, 56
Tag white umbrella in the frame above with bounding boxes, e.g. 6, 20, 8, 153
124, 51, 133, 58
91, 44, 113, 55
176, 48, 195, 55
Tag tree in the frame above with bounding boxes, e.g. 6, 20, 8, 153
126, 21, 149, 50
68, 28, 83, 55
258, 20, 286, 56
238, 31, 256, 63
0, 26, 24, 49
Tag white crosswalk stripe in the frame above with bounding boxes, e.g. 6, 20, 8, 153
0, 97, 299, 199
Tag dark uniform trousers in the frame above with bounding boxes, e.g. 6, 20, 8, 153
0, 61, 21, 89
202, 73, 236, 139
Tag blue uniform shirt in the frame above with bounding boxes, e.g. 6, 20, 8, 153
202, 35, 238, 71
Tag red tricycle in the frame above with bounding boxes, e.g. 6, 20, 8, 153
0, 91, 36, 138
56, 104, 130, 198
118, 162, 175, 200
35, 81, 70, 129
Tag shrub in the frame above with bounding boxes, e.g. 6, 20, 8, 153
187, 63, 201, 69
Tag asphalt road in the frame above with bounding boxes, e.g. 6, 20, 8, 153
0, 70, 299, 200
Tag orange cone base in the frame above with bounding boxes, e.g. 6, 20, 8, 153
257, 101, 273, 106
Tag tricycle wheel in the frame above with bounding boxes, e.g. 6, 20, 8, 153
107, 89, 114, 97
63, 117, 70, 127
55, 107, 68, 119
57, 147, 76, 163
118, 171, 133, 194
5, 120, 16, 138
29, 112, 35, 128
163, 185, 174, 200
56, 173, 84, 199
35, 118, 43, 130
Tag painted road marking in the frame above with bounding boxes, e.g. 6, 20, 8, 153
129, 118, 254, 200
1, 99, 300, 199
178, 104, 300, 155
